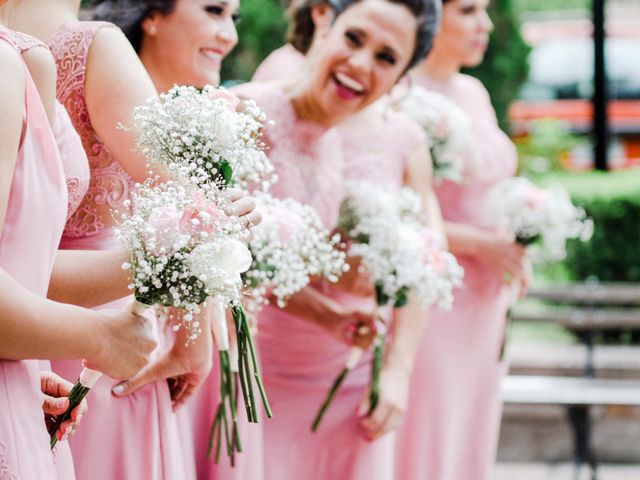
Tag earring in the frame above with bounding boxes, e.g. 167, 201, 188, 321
149, 25, 157, 35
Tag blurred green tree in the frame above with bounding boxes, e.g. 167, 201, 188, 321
463, 0, 531, 132
221, 0, 288, 82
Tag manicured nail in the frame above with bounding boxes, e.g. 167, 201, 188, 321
112, 384, 125, 395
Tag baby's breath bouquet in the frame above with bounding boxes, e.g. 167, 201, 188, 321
130, 85, 276, 191
49, 180, 251, 449
396, 85, 470, 182
244, 193, 348, 311
312, 182, 463, 431
483, 177, 594, 263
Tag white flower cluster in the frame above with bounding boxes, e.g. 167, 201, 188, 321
116, 181, 251, 343
484, 177, 594, 262
339, 181, 463, 310
244, 193, 348, 309
130, 85, 276, 191
396, 86, 470, 182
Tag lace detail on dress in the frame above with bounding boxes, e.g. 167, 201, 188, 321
233, 82, 344, 229
0, 443, 18, 480
48, 21, 134, 238
342, 110, 425, 188
2, 28, 47, 52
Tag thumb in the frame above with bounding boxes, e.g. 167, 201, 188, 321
43, 394, 70, 416
111, 362, 161, 397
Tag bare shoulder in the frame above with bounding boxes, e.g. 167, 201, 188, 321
20, 44, 57, 122
458, 74, 491, 100
0, 41, 26, 122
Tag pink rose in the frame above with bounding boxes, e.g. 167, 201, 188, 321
208, 88, 241, 109
525, 186, 546, 210
145, 205, 183, 255
179, 191, 221, 237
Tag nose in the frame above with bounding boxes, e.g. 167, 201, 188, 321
347, 49, 373, 75
479, 10, 493, 33
216, 18, 238, 47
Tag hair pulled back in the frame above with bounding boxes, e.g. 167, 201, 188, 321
288, 0, 441, 70
91, 0, 177, 53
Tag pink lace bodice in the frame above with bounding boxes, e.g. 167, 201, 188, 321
48, 21, 135, 239
7, 28, 90, 221
233, 82, 345, 229
412, 73, 518, 227
341, 108, 426, 188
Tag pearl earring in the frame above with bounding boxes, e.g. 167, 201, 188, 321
149, 25, 157, 35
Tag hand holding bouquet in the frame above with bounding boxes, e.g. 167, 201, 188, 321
312, 182, 463, 431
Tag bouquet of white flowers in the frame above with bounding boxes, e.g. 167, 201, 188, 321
130, 85, 276, 191
49, 180, 251, 449
483, 177, 594, 262
312, 182, 463, 431
244, 193, 348, 310
396, 85, 470, 182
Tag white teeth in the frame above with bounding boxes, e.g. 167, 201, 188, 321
201, 49, 221, 60
335, 72, 364, 93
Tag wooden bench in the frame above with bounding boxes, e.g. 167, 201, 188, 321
504, 283, 640, 480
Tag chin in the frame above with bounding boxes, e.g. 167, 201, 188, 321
462, 54, 485, 69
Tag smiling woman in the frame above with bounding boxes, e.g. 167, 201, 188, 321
93, 0, 240, 91
231, 0, 440, 478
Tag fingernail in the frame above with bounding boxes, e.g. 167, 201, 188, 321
56, 398, 67, 408
112, 384, 125, 396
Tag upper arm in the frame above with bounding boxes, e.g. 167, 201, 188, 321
85, 26, 158, 183
0, 43, 26, 234
20, 45, 57, 125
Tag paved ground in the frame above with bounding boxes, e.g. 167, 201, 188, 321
494, 462, 640, 479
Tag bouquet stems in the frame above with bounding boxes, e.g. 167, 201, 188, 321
231, 305, 272, 422
367, 334, 385, 415
311, 347, 363, 432
49, 300, 148, 449
208, 302, 241, 464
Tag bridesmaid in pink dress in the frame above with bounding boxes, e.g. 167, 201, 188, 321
234, 0, 440, 477
0, 22, 153, 480
7, 1, 217, 478
394, 1, 529, 479
92, 2, 265, 478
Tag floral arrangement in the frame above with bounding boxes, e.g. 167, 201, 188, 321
483, 177, 594, 262
49, 180, 251, 451
244, 193, 348, 311
130, 85, 276, 191
312, 181, 463, 431
395, 85, 470, 182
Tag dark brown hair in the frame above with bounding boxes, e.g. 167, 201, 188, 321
288, 0, 441, 69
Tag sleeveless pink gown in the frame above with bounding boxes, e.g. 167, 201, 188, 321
252, 44, 305, 82
233, 81, 399, 479
6, 28, 91, 480
394, 73, 517, 480
47, 21, 186, 480
0, 31, 68, 480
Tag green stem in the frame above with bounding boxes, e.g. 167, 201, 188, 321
49, 381, 91, 449
368, 337, 385, 416
311, 367, 350, 432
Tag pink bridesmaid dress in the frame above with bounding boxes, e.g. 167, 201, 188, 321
0, 31, 68, 480
233, 81, 398, 480
46, 21, 186, 480
394, 73, 517, 480
7, 28, 91, 480
252, 44, 305, 82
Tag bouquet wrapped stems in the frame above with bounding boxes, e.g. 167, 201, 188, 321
208, 302, 242, 464
49, 300, 148, 449
232, 305, 272, 423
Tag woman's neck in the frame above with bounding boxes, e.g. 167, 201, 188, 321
413, 48, 461, 84
9, 0, 79, 42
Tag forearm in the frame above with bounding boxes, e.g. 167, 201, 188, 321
0, 269, 103, 361
281, 285, 341, 327
384, 300, 429, 375
444, 221, 491, 258
48, 249, 131, 307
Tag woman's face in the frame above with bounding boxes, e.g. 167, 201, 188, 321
435, 0, 493, 68
309, 0, 417, 123
143, 0, 239, 88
